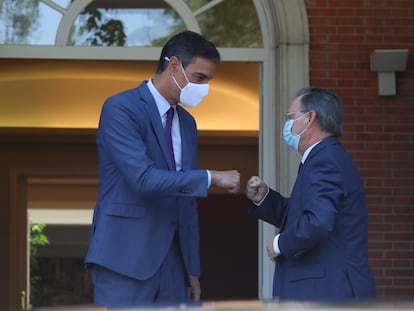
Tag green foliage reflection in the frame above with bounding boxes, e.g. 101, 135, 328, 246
0, 0, 40, 44
71, 0, 261, 47
0, 0, 262, 48
30, 221, 49, 303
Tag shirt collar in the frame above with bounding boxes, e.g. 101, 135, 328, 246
301, 140, 322, 164
147, 79, 175, 118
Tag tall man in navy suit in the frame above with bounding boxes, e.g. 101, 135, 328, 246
85, 31, 240, 307
246, 87, 376, 303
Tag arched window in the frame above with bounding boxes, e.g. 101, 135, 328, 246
0, 0, 263, 57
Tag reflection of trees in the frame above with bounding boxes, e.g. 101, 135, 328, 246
30, 222, 49, 305
72, 8, 126, 46
72, 5, 183, 47
0, 0, 40, 44
149, 13, 185, 47
196, 0, 262, 48
0, 0, 261, 47
153, 0, 262, 48
73, 0, 260, 47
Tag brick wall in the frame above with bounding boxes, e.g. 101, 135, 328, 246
305, 0, 414, 298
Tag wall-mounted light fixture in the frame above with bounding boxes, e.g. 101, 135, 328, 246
370, 49, 409, 96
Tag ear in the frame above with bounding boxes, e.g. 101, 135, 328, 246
167, 56, 180, 74
307, 110, 317, 126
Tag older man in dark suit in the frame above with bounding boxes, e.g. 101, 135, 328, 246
246, 87, 376, 303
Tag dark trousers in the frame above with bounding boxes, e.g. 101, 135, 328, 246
91, 236, 189, 308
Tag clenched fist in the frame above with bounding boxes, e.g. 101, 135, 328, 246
210, 170, 240, 193
246, 176, 268, 202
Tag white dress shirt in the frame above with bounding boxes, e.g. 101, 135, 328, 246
146, 79, 211, 186
147, 79, 182, 171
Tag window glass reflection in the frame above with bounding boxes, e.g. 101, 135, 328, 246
196, 0, 262, 48
52, 0, 71, 9
0, 0, 30, 44
183, 0, 212, 11
35, 3, 62, 45
0, 0, 263, 48
0, 0, 61, 45
69, 1, 185, 46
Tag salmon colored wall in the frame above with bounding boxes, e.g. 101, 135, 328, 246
0, 59, 259, 131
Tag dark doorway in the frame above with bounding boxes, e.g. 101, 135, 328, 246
30, 194, 258, 307
30, 225, 93, 307
198, 194, 258, 301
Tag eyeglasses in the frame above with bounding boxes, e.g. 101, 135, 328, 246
285, 110, 308, 121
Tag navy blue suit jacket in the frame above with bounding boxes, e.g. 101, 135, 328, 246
249, 136, 376, 303
85, 82, 209, 280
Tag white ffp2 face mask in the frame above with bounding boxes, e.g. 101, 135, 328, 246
178, 78, 209, 108
167, 58, 209, 108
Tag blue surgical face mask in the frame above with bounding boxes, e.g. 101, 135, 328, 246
283, 113, 308, 151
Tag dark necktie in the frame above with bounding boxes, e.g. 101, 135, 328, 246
165, 107, 176, 170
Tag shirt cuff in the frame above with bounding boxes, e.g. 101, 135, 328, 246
273, 234, 281, 256
252, 187, 269, 206
206, 170, 211, 187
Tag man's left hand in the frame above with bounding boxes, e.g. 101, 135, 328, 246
266, 235, 278, 262
188, 275, 201, 301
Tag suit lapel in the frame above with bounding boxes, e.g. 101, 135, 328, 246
279, 137, 340, 231
137, 83, 175, 170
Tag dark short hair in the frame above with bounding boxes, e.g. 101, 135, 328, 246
156, 31, 220, 74
297, 87, 343, 137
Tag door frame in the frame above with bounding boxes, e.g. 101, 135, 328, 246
9, 167, 98, 310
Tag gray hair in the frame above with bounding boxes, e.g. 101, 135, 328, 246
297, 87, 343, 137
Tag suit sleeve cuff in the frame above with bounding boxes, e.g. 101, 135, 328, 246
252, 187, 269, 206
